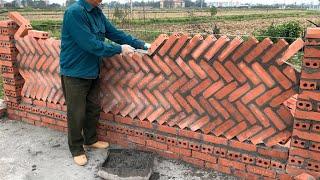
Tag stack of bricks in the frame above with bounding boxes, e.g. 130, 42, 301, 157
2, 12, 68, 132
286, 28, 320, 178
0, 19, 21, 107
1, 12, 320, 179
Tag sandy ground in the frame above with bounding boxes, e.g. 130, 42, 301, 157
0, 118, 236, 180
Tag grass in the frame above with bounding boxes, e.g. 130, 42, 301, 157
29, 8, 319, 42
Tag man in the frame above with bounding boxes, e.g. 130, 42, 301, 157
60, 0, 150, 166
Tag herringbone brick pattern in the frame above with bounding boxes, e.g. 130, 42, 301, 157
100, 33, 304, 147
15, 36, 64, 104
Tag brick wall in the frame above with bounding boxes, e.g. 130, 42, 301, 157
1, 12, 319, 179
286, 28, 320, 178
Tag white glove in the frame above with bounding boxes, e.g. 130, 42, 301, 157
121, 44, 135, 55
144, 43, 151, 50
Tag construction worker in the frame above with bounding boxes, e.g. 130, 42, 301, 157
59, 0, 150, 166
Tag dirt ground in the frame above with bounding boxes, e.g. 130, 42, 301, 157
0, 118, 236, 180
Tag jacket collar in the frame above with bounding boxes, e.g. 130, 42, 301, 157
78, 0, 94, 12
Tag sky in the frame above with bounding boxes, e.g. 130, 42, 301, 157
61, 0, 319, 5
6, 0, 320, 6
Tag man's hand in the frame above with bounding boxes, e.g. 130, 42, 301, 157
144, 43, 151, 50
121, 44, 135, 55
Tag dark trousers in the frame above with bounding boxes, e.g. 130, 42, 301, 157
61, 75, 101, 157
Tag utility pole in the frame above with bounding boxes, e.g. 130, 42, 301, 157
130, 0, 133, 14
200, 0, 203, 8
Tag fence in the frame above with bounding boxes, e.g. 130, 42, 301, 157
1, 12, 320, 179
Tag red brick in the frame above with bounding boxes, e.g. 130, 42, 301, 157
180, 34, 203, 59
244, 38, 273, 63
204, 35, 229, 61
205, 162, 231, 174
40, 116, 55, 124
214, 147, 227, 157
234, 170, 260, 180
250, 127, 276, 145
202, 131, 228, 144
155, 149, 180, 160
189, 115, 209, 132
295, 110, 320, 122
242, 84, 266, 104
306, 28, 320, 39
241, 154, 255, 164
27, 113, 41, 121
153, 54, 172, 75
157, 124, 177, 135
213, 119, 235, 136
257, 147, 288, 160
163, 55, 183, 76
146, 139, 168, 150
181, 156, 205, 167
235, 100, 257, 125
305, 46, 320, 58
279, 173, 293, 180
168, 34, 190, 58
231, 36, 259, 61
213, 61, 234, 82
288, 156, 304, 167
192, 150, 217, 163
270, 160, 286, 170
224, 121, 247, 139
127, 135, 146, 145
188, 60, 207, 79
168, 75, 188, 93
168, 146, 191, 156
56, 120, 67, 128
247, 165, 276, 178
214, 81, 238, 100
148, 34, 168, 55
294, 173, 316, 180
28, 30, 49, 39
218, 36, 243, 62
191, 35, 216, 60
199, 60, 219, 81
229, 140, 257, 152
226, 150, 241, 161
33, 99, 46, 107
202, 79, 224, 99
8, 12, 30, 25
262, 39, 288, 63
286, 165, 320, 178
293, 129, 320, 143
303, 58, 320, 69
256, 157, 271, 168
264, 107, 286, 130
219, 157, 246, 171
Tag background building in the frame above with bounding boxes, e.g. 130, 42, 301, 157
160, 0, 185, 8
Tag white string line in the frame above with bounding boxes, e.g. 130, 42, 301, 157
121, 28, 303, 40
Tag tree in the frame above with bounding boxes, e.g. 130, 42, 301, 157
184, 0, 195, 7
195, 0, 207, 8
209, 6, 217, 17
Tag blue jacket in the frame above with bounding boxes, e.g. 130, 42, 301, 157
60, 0, 145, 79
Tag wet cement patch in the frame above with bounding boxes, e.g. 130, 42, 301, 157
98, 149, 154, 180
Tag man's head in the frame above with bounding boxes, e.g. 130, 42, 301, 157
86, 0, 102, 7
